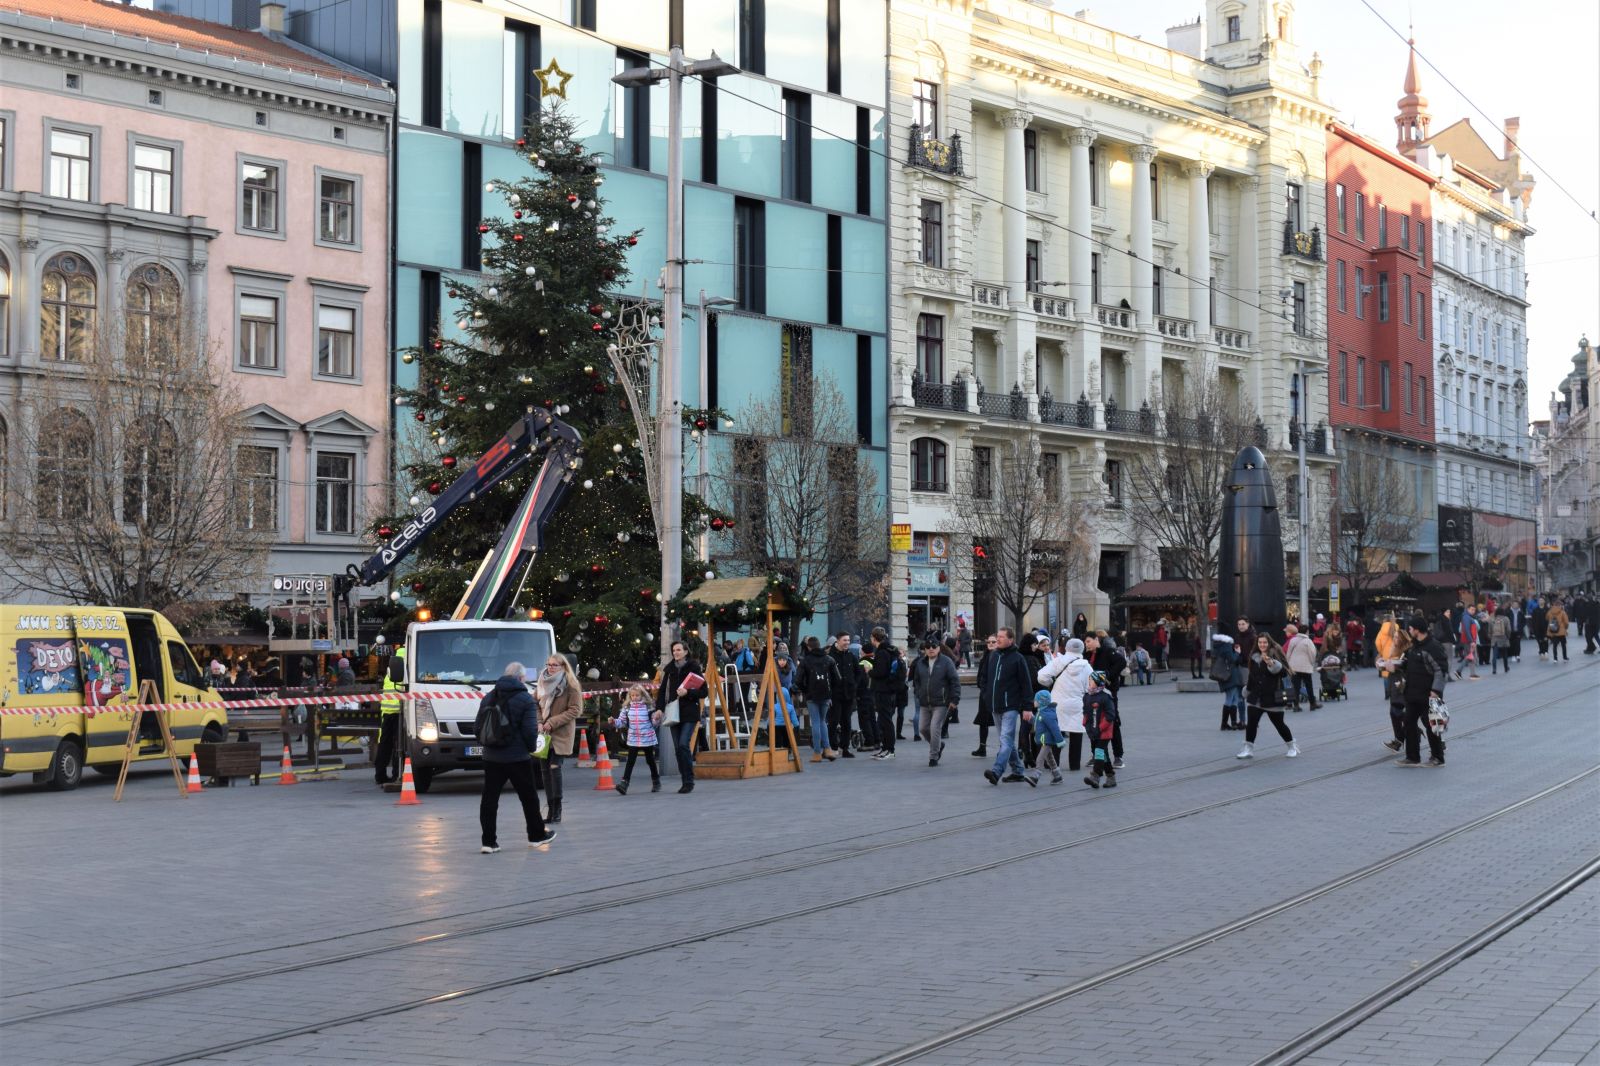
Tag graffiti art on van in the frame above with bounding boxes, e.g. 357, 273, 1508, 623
16, 640, 80, 695
79, 640, 131, 706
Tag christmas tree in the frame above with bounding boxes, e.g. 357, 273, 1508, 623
381, 103, 688, 680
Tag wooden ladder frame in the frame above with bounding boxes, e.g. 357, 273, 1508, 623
112, 678, 187, 802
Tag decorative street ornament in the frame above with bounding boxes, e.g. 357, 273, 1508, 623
535, 58, 572, 99
606, 296, 663, 540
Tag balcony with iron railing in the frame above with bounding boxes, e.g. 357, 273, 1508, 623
976, 381, 1029, 421
907, 125, 964, 176
1038, 388, 1095, 429
910, 368, 971, 413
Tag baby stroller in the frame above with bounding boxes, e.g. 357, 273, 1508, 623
1319, 653, 1348, 701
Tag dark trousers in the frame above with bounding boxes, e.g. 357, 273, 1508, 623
874, 692, 897, 752
1586, 628, 1597, 654
829, 699, 854, 750
1066, 732, 1083, 771
1244, 706, 1293, 744
858, 697, 880, 746
1289, 672, 1319, 708
374, 713, 400, 783
1389, 705, 1405, 742
1403, 703, 1445, 763
623, 745, 660, 783
480, 759, 546, 847
1551, 636, 1568, 661
1108, 691, 1124, 759
1536, 634, 1549, 656
669, 719, 698, 783
1089, 734, 1114, 775
1492, 647, 1511, 673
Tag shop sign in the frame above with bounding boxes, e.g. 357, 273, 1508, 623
890, 523, 912, 553
1538, 535, 1563, 554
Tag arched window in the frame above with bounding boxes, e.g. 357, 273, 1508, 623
38, 409, 94, 520
125, 265, 180, 365
123, 416, 177, 526
910, 437, 948, 492
41, 253, 97, 362
0, 252, 11, 357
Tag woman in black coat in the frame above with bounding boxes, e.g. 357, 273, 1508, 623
972, 633, 997, 757
1017, 633, 1047, 767
1236, 632, 1298, 760
1072, 613, 1089, 640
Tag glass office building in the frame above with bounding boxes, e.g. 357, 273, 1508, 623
161, 0, 891, 632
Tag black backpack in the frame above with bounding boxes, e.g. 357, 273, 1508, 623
804, 658, 834, 701
475, 689, 511, 748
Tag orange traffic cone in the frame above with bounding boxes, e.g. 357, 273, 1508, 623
186, 752, 203, 794
395, 756, 421, 805
277, 745, 298, 785
592, 735, 615, 791
576, 728, 594, 768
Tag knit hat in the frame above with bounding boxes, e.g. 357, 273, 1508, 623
1034, 690, 1053, 710
1088, 670, 1110, 689
337, 657, 350, 668
209, 660, 225, 674
1065, 638, 1085, 656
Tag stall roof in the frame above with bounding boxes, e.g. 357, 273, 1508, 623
1309, 572, 1427, 596
1116, 580, 1208, 605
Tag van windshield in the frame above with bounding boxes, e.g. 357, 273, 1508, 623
412, 627, 553, 685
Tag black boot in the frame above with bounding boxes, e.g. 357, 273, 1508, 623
1221, 705, 1234, 731
545, 764, 563, 823
616, 777, 629, 795
651, 776, 661, 792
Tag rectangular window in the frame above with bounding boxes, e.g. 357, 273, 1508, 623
1026, 240, 1042, 294
573, 0, 595, 30
238, 295, 278, 370
1335, 184, 1347, 232
241, 162, 279, 232
1418, 292, 1427, 340
1404, 361, 1414, 414
912, 79, 938, 136
1150, 164, 1161, 220
1023, 128, 1039, 192
1380, 362, 1391, 412
826, 0, 841, 95
1227, 14, 1241, 40
314, 452, 355, 535
0, 117, 7, 191
502, 22, 540, 141
972, 446, 993, 499
1338, 351, 1349, 404
616, 51, 651, 170
1104, 459, 1123, 505
782, 89, 811, 202
915, 313, 944, 383
1210, 274, 1218, 324
1398, 214, 1410, 250
1420, 376, 1429, 424
739, 0, 765, 75
1285, 181, 1302, 231
1356, 356, 1367, 405
1153, 266, 1164, 314
854, 333, 871, 445
422, 0, 442, 127
1337, 259, 1347, 312
1377, 271, 1389, 322
318, 175, 355, 244
1292, 280, 1306, 335
1089, 145, 1099, 206
1402, 274, 1412, 324
132, 143, 173, 213
49, 129, 92, 201
1354, 267, 1365, 319
1378, 203, 1388, 245
826, 214, 842, 325
919, 198, 943, 267
1417, 225, 1426, 267
1090, 252, 1101, 304
1354, 195, 1365, 240
317, 305, 356, 378
236, 446, 278, 532
733, 197, 766, 313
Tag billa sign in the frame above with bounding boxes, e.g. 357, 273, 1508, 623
890, 523, 912, 553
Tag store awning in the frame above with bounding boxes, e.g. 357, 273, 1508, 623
1116, 580, 1208, 606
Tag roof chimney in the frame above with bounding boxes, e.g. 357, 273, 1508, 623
1503, 116, 1520, 159
259, 1, 285, 33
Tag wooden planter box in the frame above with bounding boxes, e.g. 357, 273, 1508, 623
195, 741, 262, 786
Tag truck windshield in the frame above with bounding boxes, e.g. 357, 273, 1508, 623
412, 627, 554, 684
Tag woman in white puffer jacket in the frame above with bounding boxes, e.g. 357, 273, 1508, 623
1038, 637, 1093, 773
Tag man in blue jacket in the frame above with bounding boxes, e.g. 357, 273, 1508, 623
983, 627, 1035, 786
479, 662, 558, 853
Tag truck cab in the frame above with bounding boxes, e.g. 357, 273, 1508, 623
399, 618, 557, 791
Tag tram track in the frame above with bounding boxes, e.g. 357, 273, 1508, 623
858, 769, 1600, 1066
3, 665, 1578, 1029
1, 665, 1589, 1050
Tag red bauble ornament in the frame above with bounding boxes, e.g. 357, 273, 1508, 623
711, 517, 725, 530
694, 417, 708, 430
589, 303, 604, 314
603, 269, 617, 280
590, 564, 606, 574
591, 322, 603, 332
561, 610, 573, 619
411, 581, 425, 593
414, 412, 426, 422
512, 233, 524, 242
477, 224, 490, 234
593, 614, 609, 626
516, 138, 526, 147
432, 340, 443, 351
442, 456, 457, 469
428, 482, 442, 494
513, 210, 523, 219
628, 236, 638, 246
448, 289, 460, 298
725, 518, 736, 529
567, 193, 578, 203
453, 394, 465, 403
378, 526, 393, 537
592, 382, 607, 393
640, 588, 655, 598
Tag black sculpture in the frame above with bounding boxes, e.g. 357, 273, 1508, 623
1217, 446, 1287, 634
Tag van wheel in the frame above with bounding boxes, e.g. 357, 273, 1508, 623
47, 739, 85, 791
412, 768, 435, 793
201, 723, 227, 745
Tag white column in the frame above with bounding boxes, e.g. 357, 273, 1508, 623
1001, 109, 1031, 305
1066, 128, 1095, 313
1184, 160, 1214, 335
18, 236, 41, 360
1129, 144, 1156, 326
1236, 176, 1262, 409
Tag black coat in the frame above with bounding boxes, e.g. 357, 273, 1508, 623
826, 645, 859, 706
974, 650, 995, 727
797, 648, 841, 702
656, 658, 705, 722
1245, 653, 1287, 710
1401, 636, 1450, 708
482, 675, 540, 762
986, 646, 1031, 715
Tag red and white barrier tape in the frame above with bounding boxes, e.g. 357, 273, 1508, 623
1, 683, 657, 716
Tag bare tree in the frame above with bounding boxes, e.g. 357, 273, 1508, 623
720, 372, 887, 621
1333, 440, 1419, 611
945, 431, 1096, 632
1120, 380, 1261, 631
3, 315, 271, 609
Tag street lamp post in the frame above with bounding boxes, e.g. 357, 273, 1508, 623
1294, 357, 1329, 625
614, 46, 737, 655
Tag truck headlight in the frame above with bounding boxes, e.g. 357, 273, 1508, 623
415, 697, 439, 743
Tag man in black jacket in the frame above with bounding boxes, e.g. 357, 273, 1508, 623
1398, 617, 1449, 766
827, 633, 860, 758
909, 640, 960, 766
656, 641, 705, 793
479, 662, 557, 853
982, 627, 1035, 786
867, 627, 904, 759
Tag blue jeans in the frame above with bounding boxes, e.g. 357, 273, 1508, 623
1223, 684, 1243, 710
990, 710, 1024, 777
807, 699, 832, 753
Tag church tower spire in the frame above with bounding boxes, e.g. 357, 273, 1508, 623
1395, 36, 1431, 160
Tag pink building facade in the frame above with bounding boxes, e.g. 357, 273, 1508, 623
0, 0, 394, 604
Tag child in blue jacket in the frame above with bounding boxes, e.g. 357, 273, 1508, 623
1031, 689, 1066, 785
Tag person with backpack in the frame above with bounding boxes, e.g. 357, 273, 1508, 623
611, 684, 663, 794
866, 627, 904, 760
1489, 607, 1512, 674
1530, 597, 1550, 660
1397, 616, 1449, 766
1456, 607, 1481, 679
909, 639, 960, 766
477, 662, 556, 853
1547, 598, 1570, 662
1131, 644, 1153, 685
799, 637, 841, 763
827, 633, 860, 758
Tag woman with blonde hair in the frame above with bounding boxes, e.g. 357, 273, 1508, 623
536, 652, 582, 823
1376, 623, 1411, 752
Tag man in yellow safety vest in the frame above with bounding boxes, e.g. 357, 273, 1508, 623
375, 645, 404, 785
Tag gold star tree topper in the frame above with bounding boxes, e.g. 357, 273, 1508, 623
535, 58, 572, 99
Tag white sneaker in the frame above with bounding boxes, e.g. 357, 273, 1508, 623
1285, 741, 1300, 758
480, 845, 500, 854
1235, 742, 1254, 759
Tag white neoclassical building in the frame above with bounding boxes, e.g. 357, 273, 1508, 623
887, 0, 1334, 642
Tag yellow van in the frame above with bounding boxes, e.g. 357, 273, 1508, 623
0, 606, 228, 790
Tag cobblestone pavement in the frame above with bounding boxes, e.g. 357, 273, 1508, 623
1, 656, 1595, 1066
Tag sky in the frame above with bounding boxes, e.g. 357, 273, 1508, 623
1108, 0, 1600, 424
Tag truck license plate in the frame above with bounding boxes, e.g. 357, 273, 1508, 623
465, 745, 483, 757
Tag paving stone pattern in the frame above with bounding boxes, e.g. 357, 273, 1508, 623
1, 658, 1595, 1066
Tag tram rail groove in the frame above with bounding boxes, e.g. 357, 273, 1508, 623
856, 766, 1600, 1066
1, 667, 1588, 1033
1247, 852, 1600, 1066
